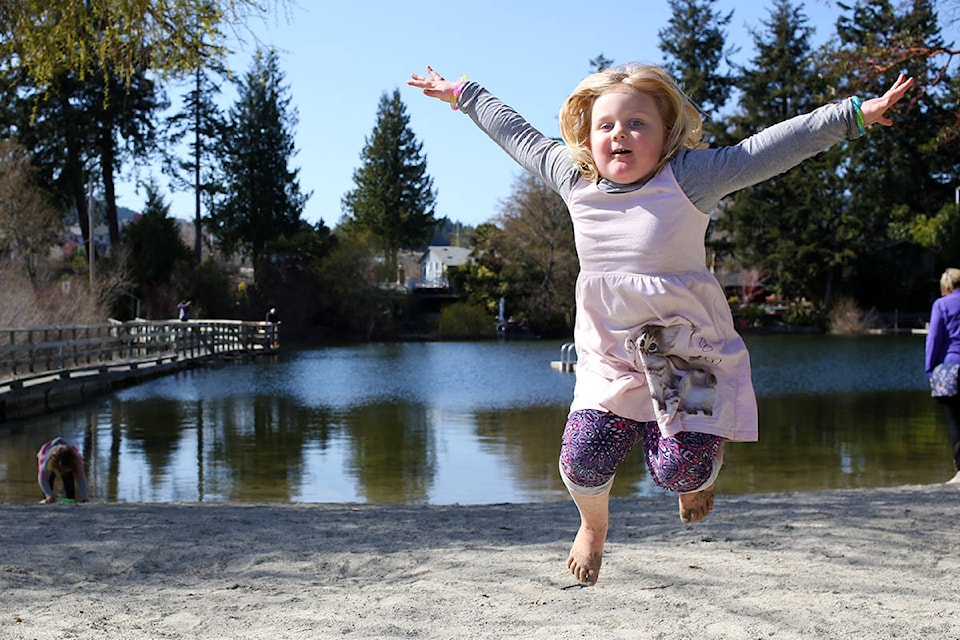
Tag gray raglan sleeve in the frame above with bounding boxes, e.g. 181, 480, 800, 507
675, 100, 862, 212
456, 82, 578, 198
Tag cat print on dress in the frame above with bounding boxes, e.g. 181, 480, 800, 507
625, 323, 718, 421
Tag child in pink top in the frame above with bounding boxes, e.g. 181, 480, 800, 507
37, 437, 88, 504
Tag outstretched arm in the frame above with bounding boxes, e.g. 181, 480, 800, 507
860, 73, 914, 128
673, 73, 915, 211
407, 66, 577, 197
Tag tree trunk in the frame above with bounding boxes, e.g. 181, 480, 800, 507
99, 131, 120, 247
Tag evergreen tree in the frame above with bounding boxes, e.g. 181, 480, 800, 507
165, 58, 228, 264
832, 0, 960, 149
589, 54, 615, 73
341, 89, 437, 276
0, 0, 262, 249
716, 0, 848, 309
212, 48, 309, 262
0, 64, 165, 252
658, 0, 738, 131
832, 1, 955, 247
0, 68, 94, 241
92, 70, 169, 247
120, 180, 192, 313
828, 0, 957, 310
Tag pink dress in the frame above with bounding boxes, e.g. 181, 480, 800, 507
567, 166, 757, 441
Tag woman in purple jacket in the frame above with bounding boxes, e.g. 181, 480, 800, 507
925, 267, 960, 484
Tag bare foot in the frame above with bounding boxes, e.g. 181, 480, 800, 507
678, 484, 715, 523
946, 471, 960, 485
567, 525, 605, 586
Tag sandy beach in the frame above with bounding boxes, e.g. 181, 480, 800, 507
2, 484, 959, 639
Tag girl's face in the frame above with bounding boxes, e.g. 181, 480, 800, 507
589, 88, 666, 184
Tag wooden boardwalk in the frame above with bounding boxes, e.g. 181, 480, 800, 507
0, 320, 279, 422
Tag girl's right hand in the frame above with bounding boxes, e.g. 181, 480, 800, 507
407, 66, 457, 103
861, 73, 915, 127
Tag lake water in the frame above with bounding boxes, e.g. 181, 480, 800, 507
0, 334, 951, 505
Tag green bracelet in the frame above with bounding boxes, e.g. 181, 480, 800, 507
850, 96, 866, 136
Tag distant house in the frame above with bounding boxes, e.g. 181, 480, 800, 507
418, 245, 472, 289
60, 205, 142, 259
63, 223, 111, 258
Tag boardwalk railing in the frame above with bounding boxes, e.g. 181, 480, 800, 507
0, 319, 279, 391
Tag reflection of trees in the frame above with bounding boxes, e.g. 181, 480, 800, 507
342, 402, 434, 504
195, 399, 206, 501
121, 398, 190, 490
105, 411, 122, 502
210, 394, 336, 502
725, 391, 948, 493
473, 406, 654, 499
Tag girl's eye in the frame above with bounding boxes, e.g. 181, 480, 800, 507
629, 119, 644, 128
599, 122, 613, 131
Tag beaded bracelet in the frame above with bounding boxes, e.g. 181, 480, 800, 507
449, 75, 467, 111
850, 96, 866, 136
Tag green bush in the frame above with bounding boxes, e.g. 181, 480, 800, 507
438, 302, 495, 338
783, 299, 820, 327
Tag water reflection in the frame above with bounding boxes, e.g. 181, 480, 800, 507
724, 390, 945, 493
344, 401, 435, 503
0, 335, 951, 505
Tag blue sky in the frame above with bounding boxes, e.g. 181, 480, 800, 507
113, 0, 948, 229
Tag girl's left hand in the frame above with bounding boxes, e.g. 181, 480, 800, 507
407, 66, 457, 103
861, 73, 915, 127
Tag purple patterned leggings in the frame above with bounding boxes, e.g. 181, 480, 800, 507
559, 409, 723, 495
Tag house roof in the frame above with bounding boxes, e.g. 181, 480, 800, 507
420, 245, 472, 267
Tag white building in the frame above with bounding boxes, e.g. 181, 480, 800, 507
418, 246, 472, 289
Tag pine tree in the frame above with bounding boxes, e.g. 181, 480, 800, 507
91, 70, 168, 248
212, 48, 309, 262
341, 89, 437, 276
165, 59, 228, 264
0, 64, 166, 253
828, 0, 957, 310
120, 181, 192, 302
0, 68, 94, 242
832, 1, 955, 248
658, 0, 738, 129
717, 0, 848, 308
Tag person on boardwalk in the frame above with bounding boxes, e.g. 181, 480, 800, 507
177, 300, 191, 321
37, 437, 89, 504
265, 307, 281, 347
409, 63, 913, 586
925, 268, 960, 485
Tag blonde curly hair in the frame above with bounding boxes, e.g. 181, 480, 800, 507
558, 63, 705, 182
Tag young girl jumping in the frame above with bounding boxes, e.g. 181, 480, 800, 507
408, 63, 913, 586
